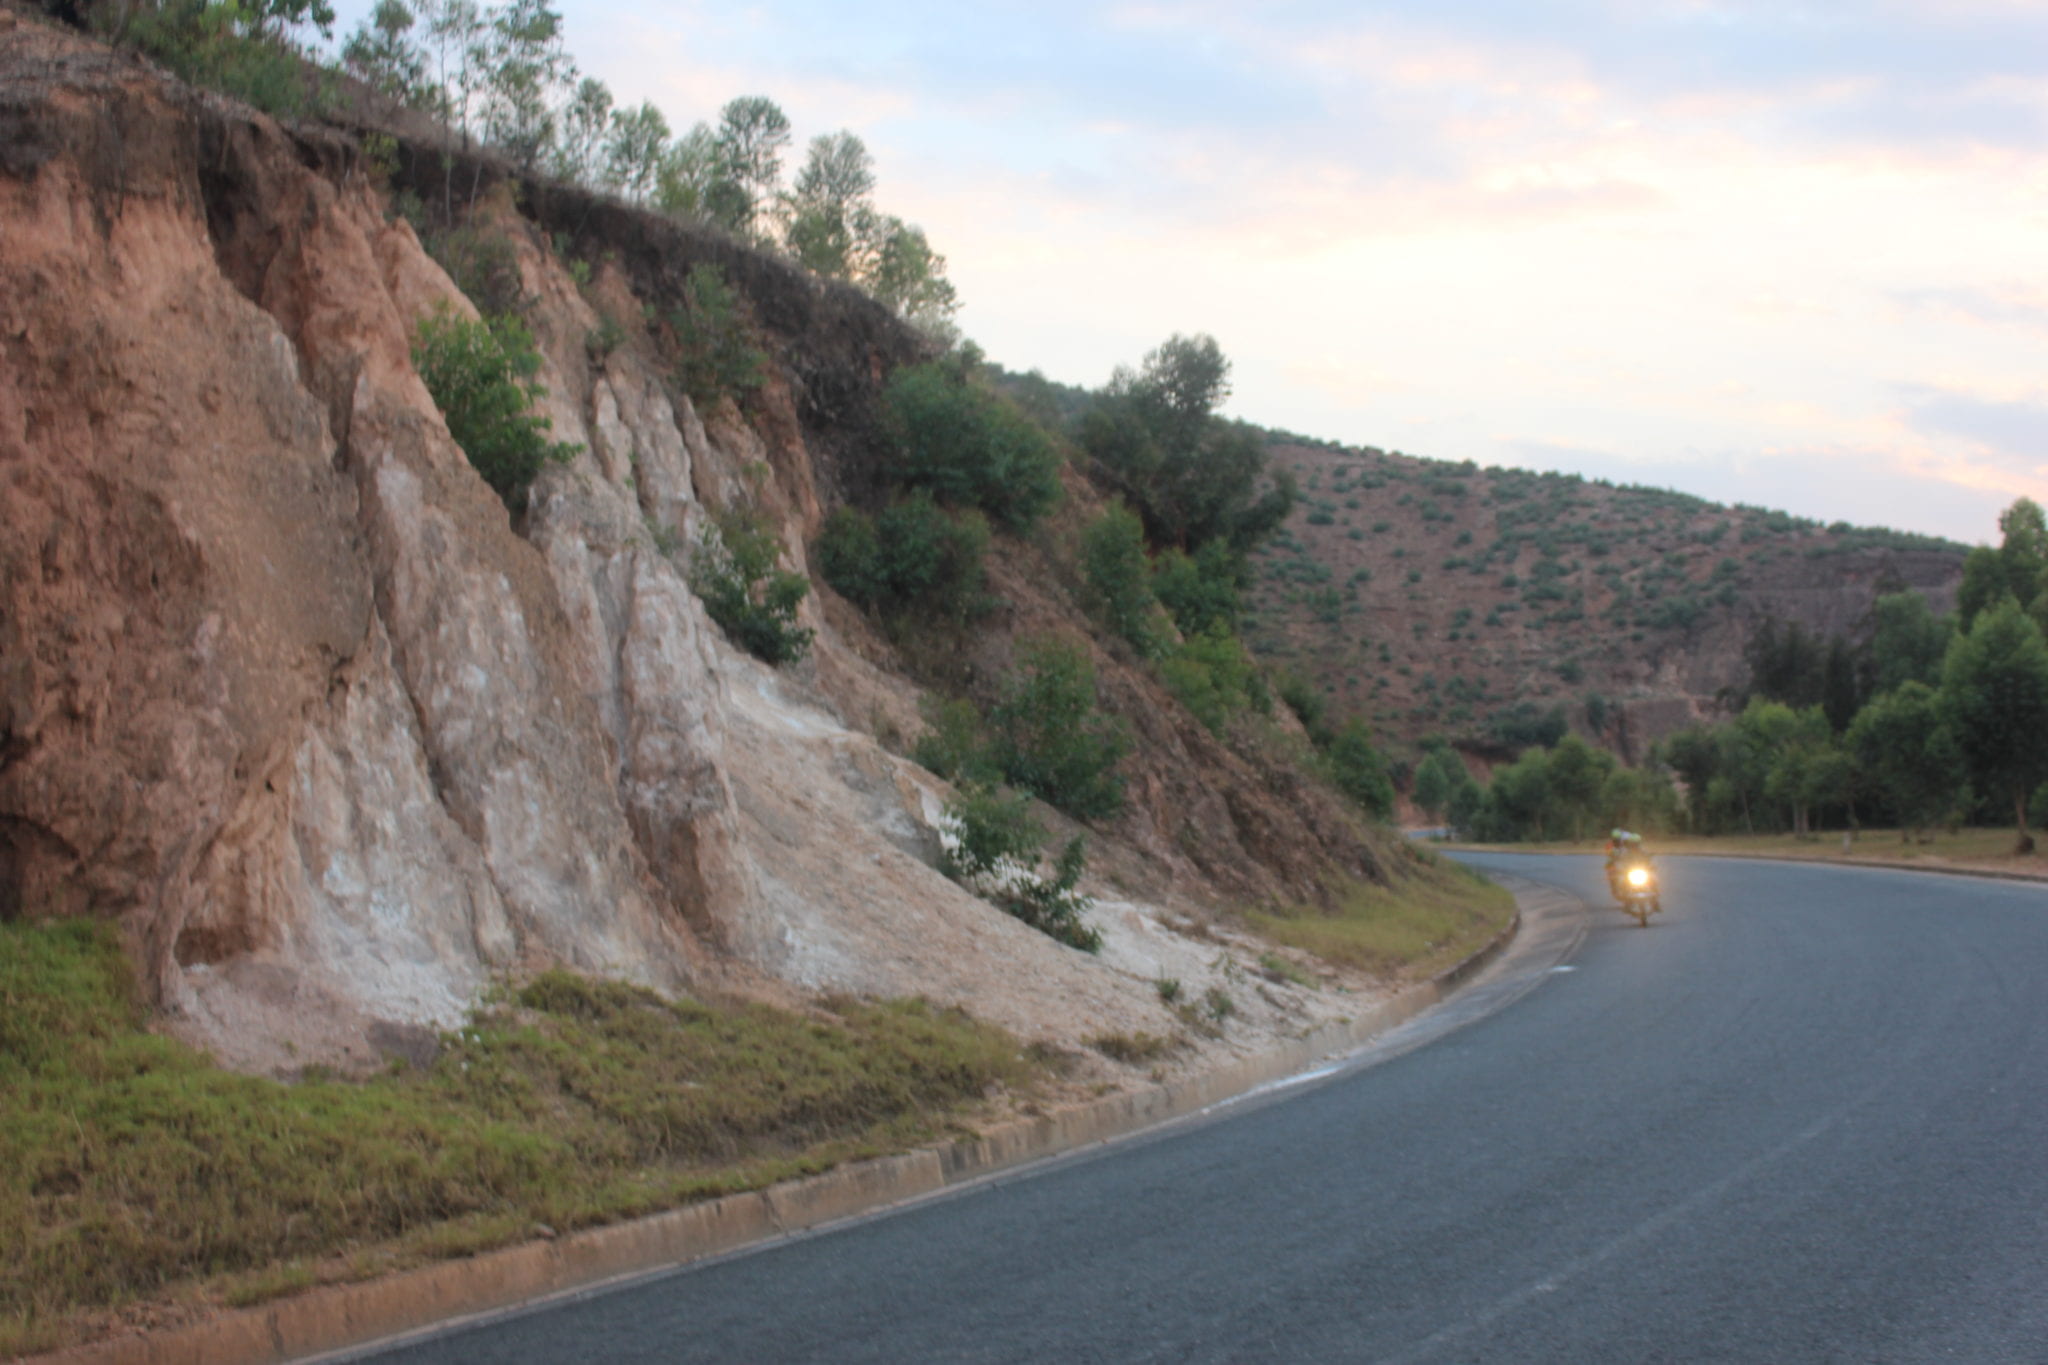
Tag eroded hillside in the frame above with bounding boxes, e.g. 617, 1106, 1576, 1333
0, 14, 1444, 1077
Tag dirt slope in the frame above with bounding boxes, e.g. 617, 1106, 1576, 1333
0, 15, 1427, 1076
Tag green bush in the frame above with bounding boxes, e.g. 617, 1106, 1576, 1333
413, 308, 580, 511
938, 783, 1100, 952
425, 228, 530, 318
884, 359, 1062, 532
687, 509, 814, 665
1081, 503, 1168, 655
1159, 626, 1263, 735
1153, 540, 1244, 636
1326, 720, 1396, 818
913, 695, 997, 784
668, 263, 766, 407
815, 493, 989, 623
987, 637, 1130, 820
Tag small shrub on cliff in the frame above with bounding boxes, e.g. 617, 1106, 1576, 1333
1081, 503, 1170, 657
1158, 625, 1264, 736
667, 263, 766, 407
412, 307, 579, 511
940, 782, 1101, 952
913, 694, 998, 784
815, 493, 990, 624
987, 636, 1131, 821
687, 508, 814, 665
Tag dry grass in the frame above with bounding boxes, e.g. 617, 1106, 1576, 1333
1247, 857, 1516, 980
0, 922, 1037, 1356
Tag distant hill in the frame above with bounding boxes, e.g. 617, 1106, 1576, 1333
1246, 441, 1967, 763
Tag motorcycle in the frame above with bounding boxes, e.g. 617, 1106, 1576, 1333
1609, 858, 1662, 927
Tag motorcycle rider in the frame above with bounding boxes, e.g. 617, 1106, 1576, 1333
1604, 828, 1648, 898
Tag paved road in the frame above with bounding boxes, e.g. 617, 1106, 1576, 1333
352, 856, 2048, 1363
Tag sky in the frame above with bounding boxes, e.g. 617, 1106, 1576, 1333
330, 1, 2048, 545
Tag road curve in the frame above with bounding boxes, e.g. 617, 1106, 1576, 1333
346, 856, 2048, 1363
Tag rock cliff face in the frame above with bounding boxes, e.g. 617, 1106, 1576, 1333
0, 19, 1399, 1074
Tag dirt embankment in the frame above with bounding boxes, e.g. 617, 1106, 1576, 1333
0, 16, 1438, 1077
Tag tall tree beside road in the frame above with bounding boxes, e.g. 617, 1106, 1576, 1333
1846, 682, 1964, 840
1957, 496, 2048, 632
1940, 597, 2048, 853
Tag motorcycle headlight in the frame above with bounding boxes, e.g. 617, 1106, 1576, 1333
1626, 866, 1651, 888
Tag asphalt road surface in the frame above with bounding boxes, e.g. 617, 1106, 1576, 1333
349, 855, 2048, 1363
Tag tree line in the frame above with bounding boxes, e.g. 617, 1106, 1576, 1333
81, 0, 957, 333
1425, 498, 2048, 853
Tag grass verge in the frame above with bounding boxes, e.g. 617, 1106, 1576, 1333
1246, 856, 1515, 980
1444, 828, 2048, 879
0, 920, 1035, 1356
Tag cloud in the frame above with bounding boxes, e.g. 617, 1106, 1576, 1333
1893, 285, 2048, 334
1900, 388, 2048, 473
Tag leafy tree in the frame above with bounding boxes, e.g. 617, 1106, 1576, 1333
1485, 701, 1567, 753
1544, 734, 1614, 841
1940, 597, 2048, 852
1958, 498, 2048, 633
687, 509, 813, 665
1410, 748, 1466, 824
548, 75, 612, 183
783, 131, 878, 278
1866, 590, 1952, 697
414, 0, 482, 117
704, 95, 791, 238
1743, 616, 1828, 710
341, 0, 429, 104
1326, 720, 1395, 820
1599, 765, 1678, 834
883, 358, 1061, 532
1847, 682, 1965, 840
1473, 747, 1549, 841
602, 100, 671, 203
865, 219, 959, 337
986, 637, 1130, 821
412, 307, 578, 510
1658, 725, 1722, 831
1077, 334, 1295, 557
477, 0, 576, 170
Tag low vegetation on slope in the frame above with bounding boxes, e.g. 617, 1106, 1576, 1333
1248, 857, 1514, 980
0, 920, 1036, 1355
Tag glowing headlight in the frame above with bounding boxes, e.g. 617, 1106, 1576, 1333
1626, 866, 1651, 888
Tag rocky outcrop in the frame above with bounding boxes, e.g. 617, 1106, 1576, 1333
0, 20, 1393, 1074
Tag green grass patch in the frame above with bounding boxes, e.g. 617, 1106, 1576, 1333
1248, 860, 1514, 980
0, 924, 1033, 1353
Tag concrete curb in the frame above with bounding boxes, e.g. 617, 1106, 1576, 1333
34, 905, 1527, 1365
